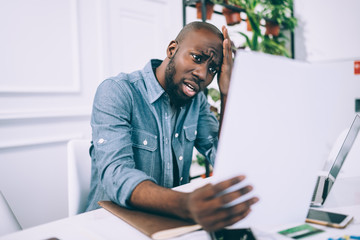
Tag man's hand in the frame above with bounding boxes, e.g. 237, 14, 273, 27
218, 26, 234, 96
130, 176, 258, 233
185, 175, 259, 232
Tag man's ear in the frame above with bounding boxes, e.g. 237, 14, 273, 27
167, 40, 178, 59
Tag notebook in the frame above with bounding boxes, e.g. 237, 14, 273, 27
311, 114, 360, 207
211, 51, 345, 228
98, 201, 201, 240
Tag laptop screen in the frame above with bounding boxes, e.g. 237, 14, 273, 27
329, 115, 360, 180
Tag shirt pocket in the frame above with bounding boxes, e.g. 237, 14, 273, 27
131, 129, 158, 151
131, 129, 158, 176
184, 125, 197, 142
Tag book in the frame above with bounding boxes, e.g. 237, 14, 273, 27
98, 201, 202, 240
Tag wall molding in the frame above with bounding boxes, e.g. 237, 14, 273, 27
0, 0, 81, 94
0, 134, 85, 150
0, 107, 91, 121
143, 0, 166, 4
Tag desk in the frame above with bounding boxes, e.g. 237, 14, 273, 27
1, 177, 359, 240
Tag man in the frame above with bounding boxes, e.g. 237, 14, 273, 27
86, 21, 258, 232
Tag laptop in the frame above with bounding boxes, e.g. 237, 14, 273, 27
211, 51, 357, 228
311, 114, 360, 207
0, 191, 22, 235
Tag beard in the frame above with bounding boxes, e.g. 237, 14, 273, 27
164, 56, 193, 108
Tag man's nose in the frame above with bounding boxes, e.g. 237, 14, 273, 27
192, 64, 207, 83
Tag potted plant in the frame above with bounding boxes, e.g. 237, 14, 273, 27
240, 0, 261, 34
246, 17, 252, 31
196, 0, 215, 20
261, 34, 290, 57
237, 0, 296, 57
219, 0, 244, 26
237, 0, 262, 51
261, 0, 297, 36
222, 7, 242, 26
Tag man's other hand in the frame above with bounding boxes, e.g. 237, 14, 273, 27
185, 175, 259, 232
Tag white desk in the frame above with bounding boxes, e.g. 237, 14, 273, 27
1, 177, 359, 240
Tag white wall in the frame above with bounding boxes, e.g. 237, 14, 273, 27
294, 0, 360, 62
1, 0, 359, 230
0, 0, 182, 229
293, 0, 360, 174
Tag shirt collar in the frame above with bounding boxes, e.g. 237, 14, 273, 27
142, 59, 166, 104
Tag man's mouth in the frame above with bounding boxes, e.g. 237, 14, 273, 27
182, 81, 199, 97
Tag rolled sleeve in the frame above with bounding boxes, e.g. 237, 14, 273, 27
90, 79, 156, 208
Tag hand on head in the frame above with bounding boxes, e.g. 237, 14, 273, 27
217, 26, 234, 97
185, 175, 259, 232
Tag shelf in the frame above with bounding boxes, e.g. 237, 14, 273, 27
182, 0, 295, 58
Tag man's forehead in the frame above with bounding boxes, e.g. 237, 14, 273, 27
182, 29, 223, 59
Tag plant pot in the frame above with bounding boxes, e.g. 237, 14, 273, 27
196, 1, 214, 20
246, 18, 252, 31
222, 7, 241, 26
265, 21, 280, 36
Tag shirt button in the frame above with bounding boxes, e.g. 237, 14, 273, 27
180, 177, 183, 182
175, 133, 179, 138
179, 156, 183, 161
143, 140, 148, 145
194, 130, 197, 135
98, 138, 105, 144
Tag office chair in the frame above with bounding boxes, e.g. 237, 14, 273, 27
67, 139, 92, 217
0, 191, 22, 236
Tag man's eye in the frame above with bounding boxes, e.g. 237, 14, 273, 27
192, 54, 202, 63
209, 67, 218, 75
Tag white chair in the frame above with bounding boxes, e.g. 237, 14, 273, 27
0, 191, 22, 236
67, 139, 92, 217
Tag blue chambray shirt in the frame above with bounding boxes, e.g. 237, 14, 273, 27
86, 59, 219, 211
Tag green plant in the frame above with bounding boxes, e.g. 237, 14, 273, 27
235, 0, 297, 57
196, 153, 206, 166
238, 29, 260, 51
261, 34, 289, 56
261, 0, 297, 31
207, 87, 221, 120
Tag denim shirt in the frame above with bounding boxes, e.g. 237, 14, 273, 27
86, 60, 219, 211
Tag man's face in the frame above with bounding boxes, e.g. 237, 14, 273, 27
165, 29, 223, 108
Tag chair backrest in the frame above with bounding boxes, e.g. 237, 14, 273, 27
0, 191, 22, 236
67, 139, 92, 217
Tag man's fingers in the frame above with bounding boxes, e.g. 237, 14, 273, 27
209, 197, 258, 231
194, 176, 253, 210
208, 208, 252, 231
222, 25, 230, 40
212, 175, 246, 195
187, 175, 259, 232
222, 25, 232, 55
202, 199, 257, 232
223, 39, 230, 63
219, 185, 254, 205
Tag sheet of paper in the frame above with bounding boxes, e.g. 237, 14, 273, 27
211, 51, 349, 228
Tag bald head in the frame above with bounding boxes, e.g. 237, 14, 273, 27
175, 21, 224, 45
